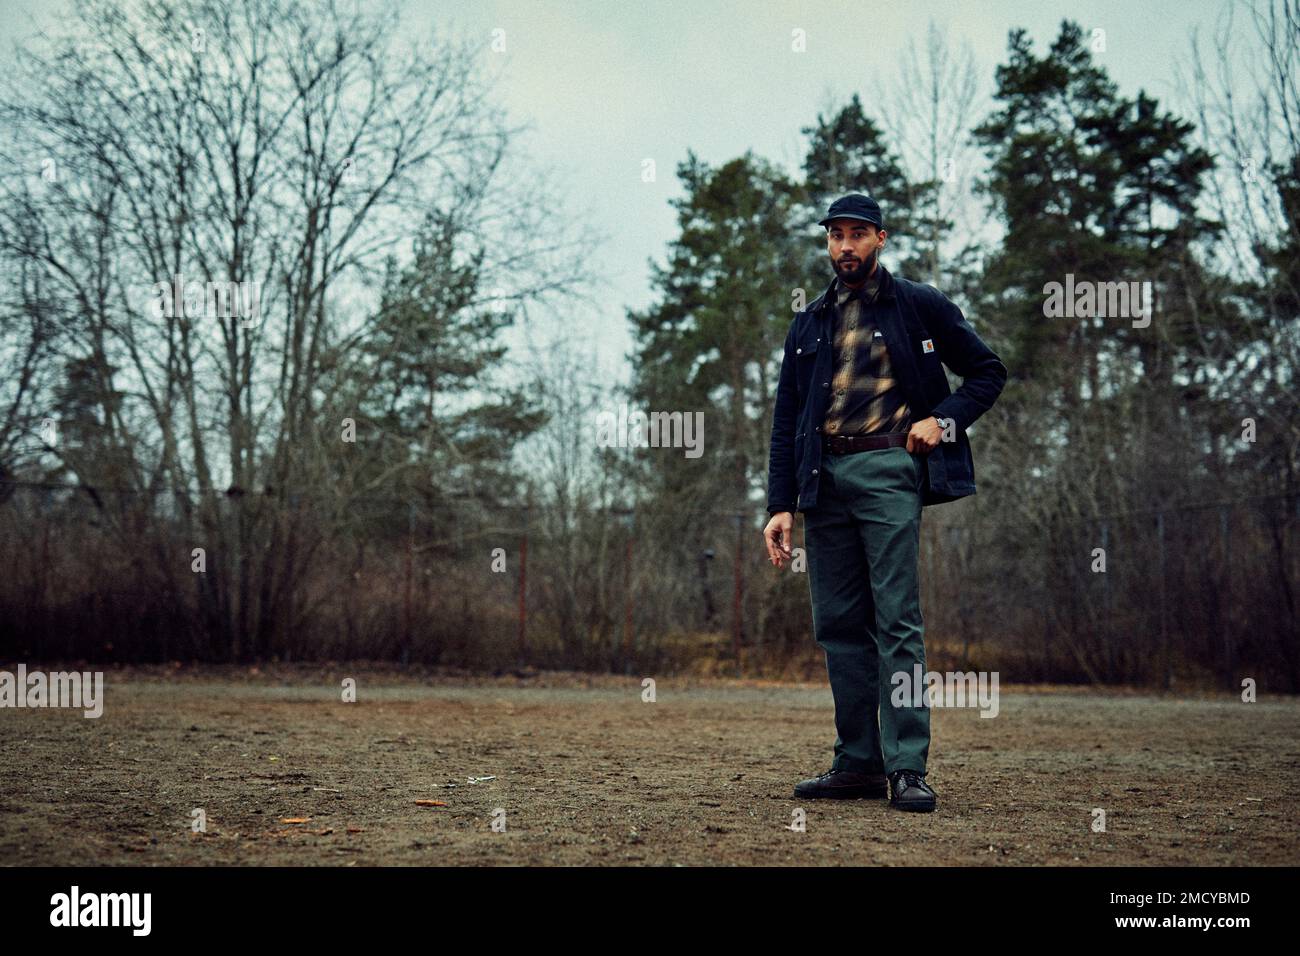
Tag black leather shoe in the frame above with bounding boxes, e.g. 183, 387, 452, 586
793, 768, 888, 799
888, 769, 937, 812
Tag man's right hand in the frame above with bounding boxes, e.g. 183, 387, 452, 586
763, 511, 794, 568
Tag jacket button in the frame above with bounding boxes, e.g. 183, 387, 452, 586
795, 347, 802, 354
812, 469, 819, 475
822, 382, 829, 388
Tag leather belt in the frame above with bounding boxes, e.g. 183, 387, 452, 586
822, 431, 909, 454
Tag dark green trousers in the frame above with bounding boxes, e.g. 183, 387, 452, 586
804, 445, 929, 776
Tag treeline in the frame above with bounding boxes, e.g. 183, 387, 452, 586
0, 2, 1296, 688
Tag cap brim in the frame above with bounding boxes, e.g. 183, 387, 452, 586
818, 213, 882, 228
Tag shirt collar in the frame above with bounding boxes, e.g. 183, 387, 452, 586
833, 261, 890, 304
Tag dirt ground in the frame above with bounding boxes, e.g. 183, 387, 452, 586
1, 664, 1297, 866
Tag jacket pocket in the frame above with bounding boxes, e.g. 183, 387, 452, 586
795, 329, 823, 362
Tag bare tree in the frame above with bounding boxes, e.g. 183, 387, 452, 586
882, 20, 985, 290
0, 0, 589, 659
1183, 0, 1300, 686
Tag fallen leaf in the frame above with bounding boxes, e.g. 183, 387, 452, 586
414, 800, 448, 807
280, 817, 311, 824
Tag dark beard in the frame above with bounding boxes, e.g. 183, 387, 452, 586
834, 247, 878, 284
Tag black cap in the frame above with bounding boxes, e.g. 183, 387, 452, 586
818, 193, 884, 230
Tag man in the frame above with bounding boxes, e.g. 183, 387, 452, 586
763, 193, 1006, 812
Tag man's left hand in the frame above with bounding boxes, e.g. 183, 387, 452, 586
906, 416, 944, 454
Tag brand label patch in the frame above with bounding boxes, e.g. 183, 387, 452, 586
921, 339, 935, 353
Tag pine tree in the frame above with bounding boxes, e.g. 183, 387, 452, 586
628, 152, 804, 517
800, 93, 941, 279
351, 211, 547, 507
973, 20, 1222, 500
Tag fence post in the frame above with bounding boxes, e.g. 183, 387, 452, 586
945, 524, 967, 666
1100, 517, 1111, 674
402, 499, 413, 665
1220, 503, 1233, 683
1157, 509, 1170, 689
732, 510, 743, 673
518, 499, 529, 665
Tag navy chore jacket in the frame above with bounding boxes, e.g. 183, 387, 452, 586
767, 262, 1007, 513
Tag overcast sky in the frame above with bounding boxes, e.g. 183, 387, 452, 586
0, 0, 1237, 387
